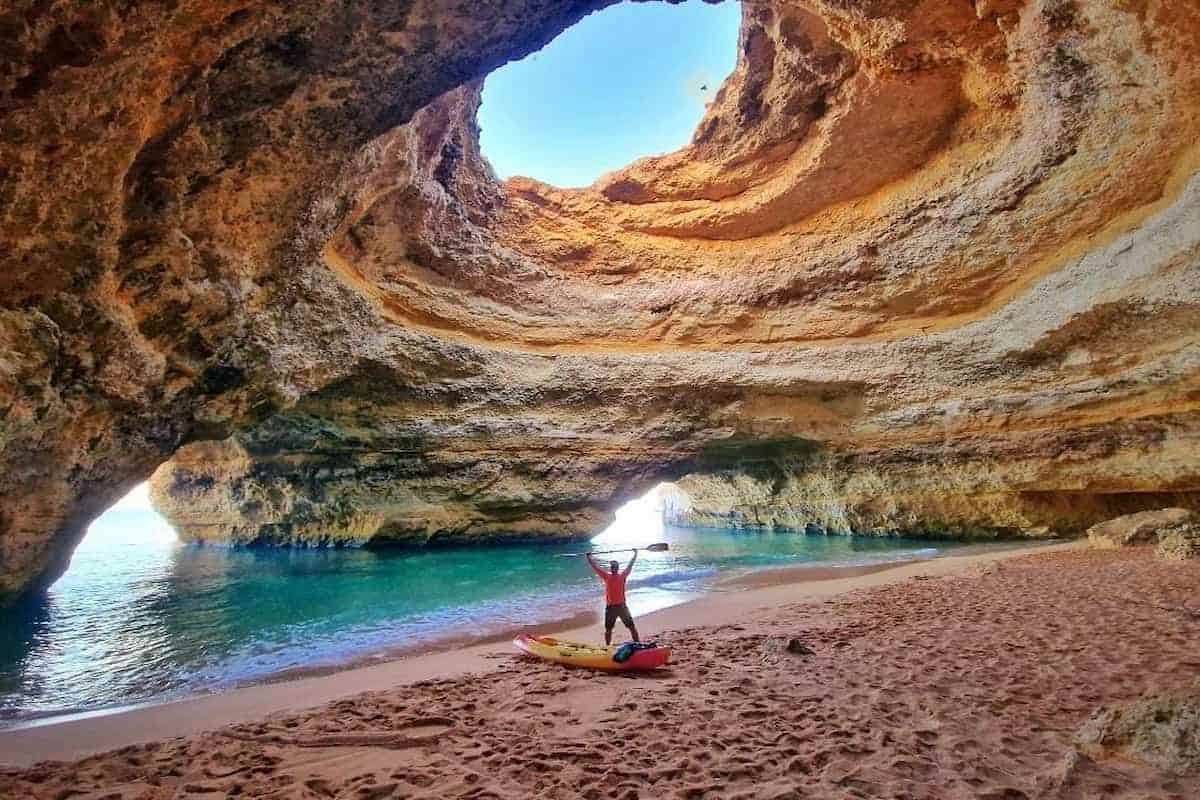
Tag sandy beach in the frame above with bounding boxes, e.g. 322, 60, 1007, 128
1, 542, 1197, 798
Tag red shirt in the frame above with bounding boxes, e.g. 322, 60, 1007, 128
597, 571, 627, 605
589, 557, 633, 605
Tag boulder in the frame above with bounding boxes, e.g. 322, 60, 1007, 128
1076, 681, 1200, 775
1086, 508, 1196, 549
1156, 526, 1200, 561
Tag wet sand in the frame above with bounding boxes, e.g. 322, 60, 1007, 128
2, 543, 1197, 798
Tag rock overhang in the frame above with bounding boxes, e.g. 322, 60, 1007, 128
2, 0, 1199, 602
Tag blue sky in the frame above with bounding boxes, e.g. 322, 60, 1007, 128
479, 0, 741, 188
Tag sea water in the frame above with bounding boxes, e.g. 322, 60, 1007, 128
0, 501, 945, 722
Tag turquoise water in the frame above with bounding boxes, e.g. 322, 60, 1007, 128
0, 505, 945, 722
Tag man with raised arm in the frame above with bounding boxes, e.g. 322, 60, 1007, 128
586, 551, 640, 645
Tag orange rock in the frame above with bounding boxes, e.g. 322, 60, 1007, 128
2, 0, 1199, 599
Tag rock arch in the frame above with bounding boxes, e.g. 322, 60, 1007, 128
2, 0, 1199, 601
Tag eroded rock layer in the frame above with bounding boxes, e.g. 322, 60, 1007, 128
3, 0, 1200, 598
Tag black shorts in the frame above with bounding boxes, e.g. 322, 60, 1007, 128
605, 603, 636, 630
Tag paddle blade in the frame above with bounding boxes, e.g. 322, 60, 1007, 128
645, 543, 669, 552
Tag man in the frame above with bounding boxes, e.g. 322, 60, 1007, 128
586, 550, 640, 645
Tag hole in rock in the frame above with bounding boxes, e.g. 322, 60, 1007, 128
53, 482, 179, 592
478, 0, 741, 188
0, 484, 181, 716
591, 482, 690, 549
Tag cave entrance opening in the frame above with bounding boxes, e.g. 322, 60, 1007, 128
591, 482, 690, 549
51, 483, 179, 592
478, 0, 741, 188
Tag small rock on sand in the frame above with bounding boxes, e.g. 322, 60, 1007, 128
1156, 526, 1200, 561
1075, 680, 1200, 775
785, 638, 813, 655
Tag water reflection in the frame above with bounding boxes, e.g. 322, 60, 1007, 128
0, 592, 55, 707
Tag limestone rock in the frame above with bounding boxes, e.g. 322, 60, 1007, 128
148, 434, 613, 548
1086, 509, 1196, 550
3, 0, 1200, 599
673, 461, 1200, 539
1076, 682, 1200, 775
1156, 526, 1200, 562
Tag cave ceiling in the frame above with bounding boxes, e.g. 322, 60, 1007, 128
1, 0, 1198, 600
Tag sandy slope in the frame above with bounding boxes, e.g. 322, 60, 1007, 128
2, 545, 1198, 799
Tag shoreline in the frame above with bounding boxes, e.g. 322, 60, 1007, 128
0, 539, 1071, 767
0, 544, 951, 729
0, 541, 951, 729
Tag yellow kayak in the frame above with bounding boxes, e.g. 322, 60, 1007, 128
513, 634, 671, 671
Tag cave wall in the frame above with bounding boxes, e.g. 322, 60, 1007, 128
0, 0, 633, 599
3, 0, 1199, 600
669, 421, 1200, 537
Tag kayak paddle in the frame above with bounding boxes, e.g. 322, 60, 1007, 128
556, 542, 669, 558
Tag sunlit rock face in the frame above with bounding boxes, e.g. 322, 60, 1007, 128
3, 0, 1199, 598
